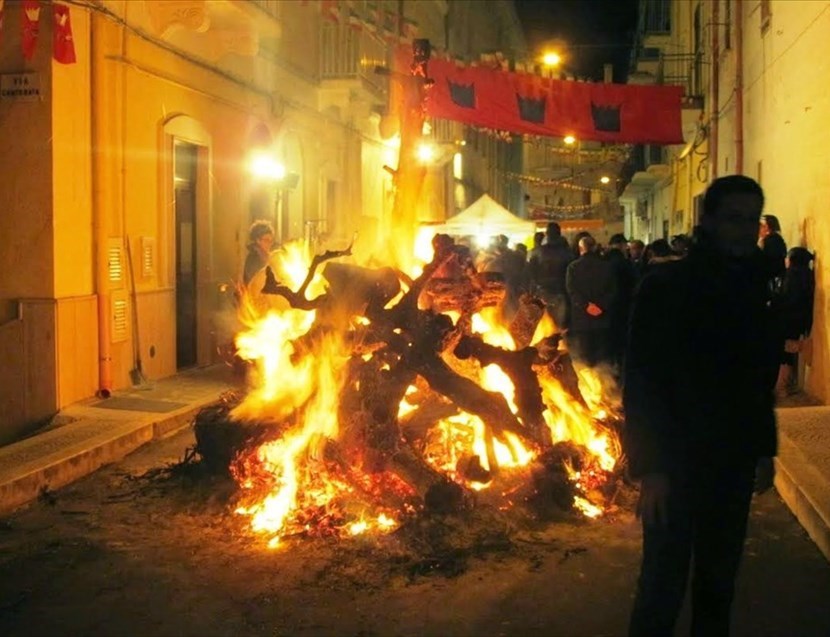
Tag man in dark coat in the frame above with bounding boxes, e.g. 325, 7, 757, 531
623, 175, 779, 637
605, 233, 636, 373
530, 222, 573, 329
565, 235, 617, 367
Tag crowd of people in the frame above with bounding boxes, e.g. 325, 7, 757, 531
240, 176, 816, 636
457, 209, 814, 403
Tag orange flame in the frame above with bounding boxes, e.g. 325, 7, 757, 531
232, 234, 621, 547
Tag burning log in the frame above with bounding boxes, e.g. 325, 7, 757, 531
392, 446, 466, 513
528, 442, 584, 513
321, 262, 401, 319
193, 394, 275, 475
535, 340, 586, 408
399, 394, 457, 442
509, 294, 546, 349
453, 335, 548, 444
413, 354, 533, 472
261, 242, 354, 310
421, 276, 505, 315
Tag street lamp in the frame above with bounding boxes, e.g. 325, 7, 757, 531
416, 142, 437, 163
247, 150, 299, 242
542, 51, 561, 67
564, 135, 576, 145
600, 176, 611, 185
249, 151, 286, 181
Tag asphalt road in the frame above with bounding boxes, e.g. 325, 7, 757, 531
0, 428, 828, 637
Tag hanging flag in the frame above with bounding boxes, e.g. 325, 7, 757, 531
21, 0, 40, 60
419, 51, 684, 145
0, 1, 6, 42
52, 3, 76, 64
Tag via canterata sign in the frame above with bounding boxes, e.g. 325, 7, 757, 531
0, 73, 42, 102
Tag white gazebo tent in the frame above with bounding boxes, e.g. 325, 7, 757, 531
432, 194, 536, 242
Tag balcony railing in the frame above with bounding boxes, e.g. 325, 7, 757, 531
641, 0, 671, 34
319, 24, 388, 94
657, 52, 706, 105
249, 0, 283, 21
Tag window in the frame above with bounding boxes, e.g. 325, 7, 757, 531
760, 0, 771, 34
644, 0, 672, 33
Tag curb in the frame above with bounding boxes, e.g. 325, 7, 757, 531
0, 401, 211, 516
774, 429, 830, 562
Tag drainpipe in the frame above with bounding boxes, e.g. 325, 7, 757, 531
710, 1, 720, 180
735, 0, 744, 174
92, 13, 112, 397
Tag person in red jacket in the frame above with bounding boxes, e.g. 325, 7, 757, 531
623, 175, 779, 637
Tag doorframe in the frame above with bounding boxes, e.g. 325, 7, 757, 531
161, 115, 213, 370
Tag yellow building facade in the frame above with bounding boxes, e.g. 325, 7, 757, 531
623, 0, 830, 403
0, 0, 527, 444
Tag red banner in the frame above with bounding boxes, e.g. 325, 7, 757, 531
423, 57, 684, 145
52, 3, 76, 64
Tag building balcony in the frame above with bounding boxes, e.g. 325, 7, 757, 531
319, 24, 388, 104
630, 49, 706, 110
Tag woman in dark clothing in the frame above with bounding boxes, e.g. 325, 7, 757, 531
758, 213, 787, 283
243, 220, 275, 285
772, 246, 816, 395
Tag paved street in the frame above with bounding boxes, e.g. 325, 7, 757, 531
0, 427, 828, 637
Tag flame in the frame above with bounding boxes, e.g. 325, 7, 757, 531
530, 312, 557, 345
540, 374, 617, 473
234, 333, 349, 543
230, 230, 621, 548
472, 308, 515, 350
397, 384, 419, 419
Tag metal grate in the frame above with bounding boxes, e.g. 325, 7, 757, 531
141, 236, 156, 278
107, 239, 124, 284
111, 292, 128, 343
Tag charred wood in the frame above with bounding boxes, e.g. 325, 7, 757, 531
508, 294, 546, 349
453, 335, 548, 444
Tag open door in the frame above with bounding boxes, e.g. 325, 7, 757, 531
174, 142, 198, 369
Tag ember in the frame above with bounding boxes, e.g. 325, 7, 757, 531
197, 236, 623, 548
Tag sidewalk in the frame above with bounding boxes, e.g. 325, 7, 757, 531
775, 394, 830, 562
0, 365, 236, 514
1, 368, 828, 563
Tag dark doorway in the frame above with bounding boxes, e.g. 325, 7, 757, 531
174, 142, 198, 369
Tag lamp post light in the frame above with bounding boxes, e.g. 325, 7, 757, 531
600, 176, 611, 185
249, 151, 286, 182
542, 51, 562, 67
247, 150, 300, 243
415, 141, 437, 164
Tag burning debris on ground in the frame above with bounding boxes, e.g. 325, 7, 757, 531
192, 236, 626, 551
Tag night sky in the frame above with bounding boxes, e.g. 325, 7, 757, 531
514, 0, 640, 83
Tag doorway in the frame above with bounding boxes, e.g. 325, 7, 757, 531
174, 142, 198, 369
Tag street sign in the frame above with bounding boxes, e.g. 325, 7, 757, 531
0, 73, 41, 102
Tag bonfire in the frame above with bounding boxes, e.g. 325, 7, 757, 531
195, 233, 623, 549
